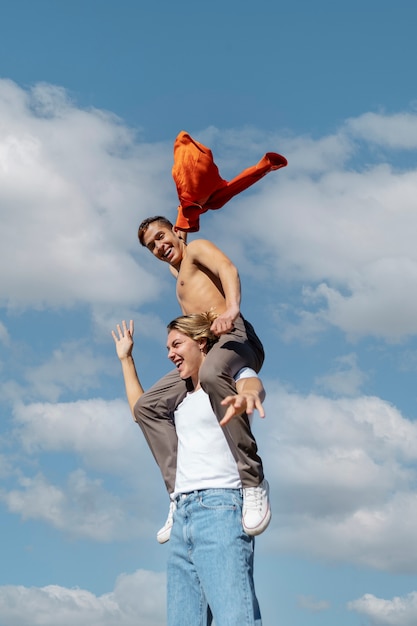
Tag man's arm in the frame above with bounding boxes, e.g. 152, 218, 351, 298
219, 376, 266, 426
111, 320, 145, 419
188, 239, 241, 335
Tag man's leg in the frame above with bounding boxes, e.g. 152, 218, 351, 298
134, 369, 188, 543
199, 316, 271, 535
133, 369, 187, 494
176, 489, 262, 626
199, 316, 265, 486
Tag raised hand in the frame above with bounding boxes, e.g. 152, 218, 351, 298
111, 320, 134, 360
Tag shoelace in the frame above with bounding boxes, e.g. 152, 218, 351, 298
244, 487, 264, 510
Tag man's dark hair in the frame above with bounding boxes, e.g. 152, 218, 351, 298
137, 216, 174, 246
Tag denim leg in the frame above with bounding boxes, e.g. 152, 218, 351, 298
167, 501, 213, 626
167, 490, 262, 626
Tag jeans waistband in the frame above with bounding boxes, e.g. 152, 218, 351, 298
173, 488, 242, 504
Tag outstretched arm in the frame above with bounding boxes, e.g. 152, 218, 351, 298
111, 320, 144, 419
219, 376, 266, 426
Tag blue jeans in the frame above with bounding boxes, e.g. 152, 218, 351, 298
167, 489, 262, 626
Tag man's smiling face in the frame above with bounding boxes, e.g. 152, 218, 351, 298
142, 222, 184, 268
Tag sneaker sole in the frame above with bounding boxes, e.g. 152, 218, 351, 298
156, 527, 172, 544
243, 509, 272, 536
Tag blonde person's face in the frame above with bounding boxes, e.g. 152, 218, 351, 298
166, 329, 204, 380
142, 223, 182, 265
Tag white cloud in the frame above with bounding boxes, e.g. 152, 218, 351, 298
306, 256, 417, 341
259, 385, 417, 573
347, 111, 417, 149
0, 78, 173, 312
280, 132, 354, 174
2, 398, 165, 539
349, 591, 417, 626
24, 341, 109, 401
12, 398, 155, 479
314, 352, 367, 396
0, 469, 138, 541
0, 569, 166, 626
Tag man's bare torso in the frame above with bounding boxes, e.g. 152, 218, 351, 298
175, 241, 227, 316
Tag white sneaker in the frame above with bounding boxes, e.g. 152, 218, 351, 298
156, 500, 176, 544
242, 479, 271, 536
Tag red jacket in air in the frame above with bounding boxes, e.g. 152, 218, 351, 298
172, 131, 288, 232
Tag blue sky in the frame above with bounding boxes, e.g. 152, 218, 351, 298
1, 1, 417, 624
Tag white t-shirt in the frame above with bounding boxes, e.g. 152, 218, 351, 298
172, 367, 257, 497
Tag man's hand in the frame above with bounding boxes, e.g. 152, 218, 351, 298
219, 390, 265, 426
210, 307, 239, 336
111, 320, 134, 360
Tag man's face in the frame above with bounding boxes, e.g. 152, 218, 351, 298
166, 329, 203, 381
142, 222, 183, 267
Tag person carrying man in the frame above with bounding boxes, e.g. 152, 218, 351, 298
112, 313, 265, 625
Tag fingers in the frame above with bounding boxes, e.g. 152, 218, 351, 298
221, 395, 241, 408
111, 320, 134, 341
210, 318, 234, 336
122, 320, 134, 335
254, 397, 266, 418
219, 395, 245, 425
219, 393, 266, 425
219, 397, 238, 425
219, 406, 234, 426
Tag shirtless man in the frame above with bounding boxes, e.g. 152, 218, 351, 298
136, 215, 270, 542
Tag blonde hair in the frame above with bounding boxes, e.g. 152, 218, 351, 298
167, 311, 219, 352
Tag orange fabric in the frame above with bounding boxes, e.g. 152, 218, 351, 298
172, 131, 288, 232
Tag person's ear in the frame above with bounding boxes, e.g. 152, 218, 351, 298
173, 225, 186, 243
198, 338, 207, 353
